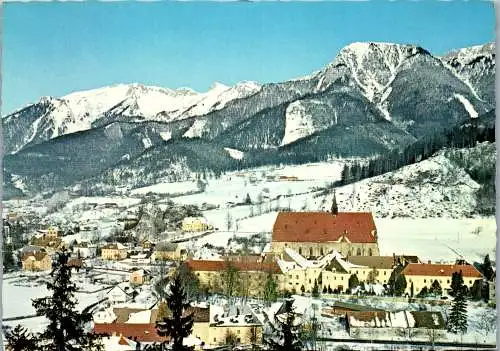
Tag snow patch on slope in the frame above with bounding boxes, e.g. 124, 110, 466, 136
224, 147, 244, 160
159, 131, 172, 142
142, 137, 153, 149
281, 101, 316, 146
183, 120, 208, 138
453, 93, 479, 118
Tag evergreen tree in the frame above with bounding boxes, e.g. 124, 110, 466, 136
222, 260, 240, 300
482, 254, 494, 281
5, 324, 38, 351
429, 280, 443, 296
265, 299, 302, 351
330, 190, 338, 215
263, 273, 278, 306
32, 251, 102, 351
177, 262, 201, 301
394, 274, 407, 296
450, 271, 465, 297
156, 274, 194, 351
3, 243, 16, 272
447, 282, 468, 334
244, 193, 252, 205
417, 286, 429, 298
311, 280, 319, 298
348, 274, 359, 290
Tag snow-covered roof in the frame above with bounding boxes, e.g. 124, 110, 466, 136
284, 248, 313, 268
93, 308, 117, 324
125, 310, 152, 324
100, 335, 137, 351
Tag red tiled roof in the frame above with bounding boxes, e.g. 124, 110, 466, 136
402, 263, 483, 278
272, 212, 377, 243
186, 258, 281, 274
93, 323, 168, 343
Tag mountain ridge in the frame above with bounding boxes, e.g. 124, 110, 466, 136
2, 41, 495, 198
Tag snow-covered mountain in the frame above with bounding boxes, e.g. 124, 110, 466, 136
442, 42, 495, 105
2, 81, 261, 154
2, 41, 495, 197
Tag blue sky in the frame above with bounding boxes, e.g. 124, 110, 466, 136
3, 1, 495, 114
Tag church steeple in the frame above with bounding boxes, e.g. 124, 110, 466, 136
331, 189, 338, 215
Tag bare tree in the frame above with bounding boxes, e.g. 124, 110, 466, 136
477, 309, 496, 342
226, 211, 233, 231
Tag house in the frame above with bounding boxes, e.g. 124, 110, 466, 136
346, 255, 419, 285
186, 257, 282, 297
207, 304, 263, 346
181, 217, 210, 232
153, 242, 187, 262
322, 301, 384, 316
72, 241, 97, 258
22, 251, 52, 272
94, 306, 159, 324
129, 269, 152, 286
346, 310, 446, 341
107, 286, 132, 304
29, 234, 65, 253
270, 211, 380, 258
401, 262, 483, 296
67, 257, 84, 272
101, 243, 128, 261
141, 240, 154, 250
93, 323, 168, 344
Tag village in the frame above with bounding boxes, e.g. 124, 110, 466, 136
2, 168, 497, 351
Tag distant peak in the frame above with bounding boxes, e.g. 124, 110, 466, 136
39, 96, 56, 104
209, 82, 230, 91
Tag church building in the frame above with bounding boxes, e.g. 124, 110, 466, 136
270, 191, 380, 258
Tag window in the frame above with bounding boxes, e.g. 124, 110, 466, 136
424, 279, 426, 283
356, 248, 361, 256
237, 338, 241, 343
214, 338, 216, 342
320, 248, 324, 256
310, 248, 313, 257
384, 271, 387, 275
368, 248, 373, 256
296, 275, 299, 279
447, 280, 450, 284
309, 279, 311, 283
237, 330, 240, 334
469, 280, 472, 284
299, 248, 302, 255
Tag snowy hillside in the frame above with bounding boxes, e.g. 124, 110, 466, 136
319, 149, 488, 218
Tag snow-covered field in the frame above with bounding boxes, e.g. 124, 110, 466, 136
376, 217, 496, 263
